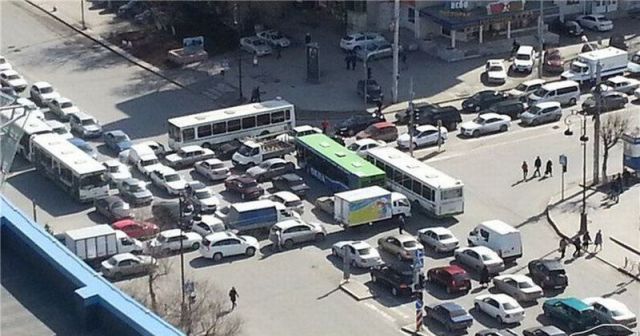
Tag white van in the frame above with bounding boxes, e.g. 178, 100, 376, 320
528, 80, 580, 106
467, 220, 522, 262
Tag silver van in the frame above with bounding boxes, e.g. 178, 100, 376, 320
520, 102, 563, 126
528, 80, 580, 106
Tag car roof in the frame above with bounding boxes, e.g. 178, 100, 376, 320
557, 298, 592, 311
607, 76, 630, 84
496, 274, 530, 282
233, 174, 256, 183
111, 253, 136, 262
113, 219, 136, 227
538, 259, 564, 270
354, 138, 382, 146
272, 191, 299, 201
439, 264, 466, 274
542, 80, 579, 90
370, 121, 394, 129
517, 45, 534, 53
479, 113, 506, 119
533, 101, 561, 109
440, 302, 465, 312
467, 246, 498, 255
180, 145, 203, 152
488, 59, 503, 65
415, 124, 439, 132
202, 158, 223, 165
106, 130, 127, 136
394, 234, 417, 242
274, 219, 306, 229
55, 97, 72, 103
188, 181, 207, 190
262, 157, 286, 165
205, 231, 237, 242
160, 229, 182, 237
423, 226, 452, 235
103, 159, 123, 167
349, 240, 370, 249
33, 81, 52, 88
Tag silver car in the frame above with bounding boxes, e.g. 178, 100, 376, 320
492, 274, 543, 302
240, 36, 272, 56
454, 246, 505, 274
100, 253, 156, 280
520, 101, 562, 126
269, 219, 326, 249
377, 234, 424, 260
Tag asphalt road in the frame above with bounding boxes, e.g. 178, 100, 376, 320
2, 2, 639, 336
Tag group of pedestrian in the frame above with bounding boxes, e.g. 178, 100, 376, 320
345, 51, 357, 71
559, 229, 603, 259
250, 86, 262, 103
609, 173, 624, 203
521, 156, 553, 181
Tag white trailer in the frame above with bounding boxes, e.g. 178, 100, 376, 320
333, 186, 411, 227
63, 226, 143, 264
562, 47, 628, 84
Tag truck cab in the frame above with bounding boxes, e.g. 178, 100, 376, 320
391, 192, 411, 218
232, 139, 293, 167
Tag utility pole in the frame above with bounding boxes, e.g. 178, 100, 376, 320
537, 0, 544, 79
392, 0, 400, 103
593, 62, 602, 184
80, 0, 86, 30
408, 78, 415, 157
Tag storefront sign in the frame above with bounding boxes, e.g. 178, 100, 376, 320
486, 0, 524, 15
449, 0, 469, 10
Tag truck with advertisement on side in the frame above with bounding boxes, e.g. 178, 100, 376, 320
467, 220, 523, 263
333, 186, 411, 227
215, 199, 298, 233
231, 138, 295, 168
561, 47, 628, 85
61, 226, 143, 266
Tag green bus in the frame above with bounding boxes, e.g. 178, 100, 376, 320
295, 134, 385, 192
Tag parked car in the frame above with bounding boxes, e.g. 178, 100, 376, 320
543, 297, 599, 332
485, 59, 507, 84
29, 81, 60, 106
68, 138, 98, 159
397, 125, 447, 149
520, 101, 562, 126
425, 302, 474, 332
577, 14, 613, 31
512, 45, 535, 74
94, 196, 131, 222
480, 99, 527, 119
462, 90, 509, 112
194, 158, 230, 181
136, 154, 165, 177
103, 160, 132, 184
190, 215, 225, 237
582, 91, 628, 114
103, 130, 132, 153
523, 326, 567, 336
377, 234, 424, 261
199, 231, 260, 261
417, 227, 459, 253
347, 138, 386, 157
426, 265, 471, 294
272, 173, 310, 197
0, 69, 27, 92
245, 158, 295, 182
100, 253, 156, 280
399, 104, 463, 131
46, 120, 73, 140
340, 32, 386, 51
454, 246, 505, 274
164, 145, 215, 169
459, 113, 511, 138
507, 79, 546, 101
356, 121, 398, 142
335, 113, 384, 137
476, 329, 518, 336
112, 219, 159, 240
265, 191, 304, 214
314, 196, 334, 215
256, 29, 290, 48
355, 40, 395, 61
357, 79, 384, 103
224, 174, 264, 200
543, 49, 564, 74
550, 19, 583, 36
370, 265, 413, 297
492, 274, 543, 302
582, 297, 637, 329
528, 259, 568, 289
185, 182, 219, 213
149, 166, 187, 196
268, 219, 326, 249
240, 36, 272, 56
474, 294, 525, 324
117, 178, 153, 206
69, 112, 103, 138
146, 229, 202, 255
601, 76, 640, 94
0, 55, 11, 71
332, 240, 383, 268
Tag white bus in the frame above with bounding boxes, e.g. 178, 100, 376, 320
0, 109, 52, 161
30, 133, 109, 202
365, 146, 464, 217
167, 99, 295, 150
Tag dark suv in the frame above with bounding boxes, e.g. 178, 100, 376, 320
426, 265, 471, 294
462, 90, 509, 113
480, 99, 527, 119
528, 259, 568, 290
370, 265, 414, 297
357, 79, 383, 103
224, 174, 265, 200
396, 104, 462, 131
335, 113, 385, 137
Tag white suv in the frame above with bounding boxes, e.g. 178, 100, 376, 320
512, 45, 535, 73
340, 32, 387, 51
149, 166, 187, 195
146, 229, 202, 254
199, 231, 260, 261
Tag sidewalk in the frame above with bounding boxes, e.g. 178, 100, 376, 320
546, 181, 640, 280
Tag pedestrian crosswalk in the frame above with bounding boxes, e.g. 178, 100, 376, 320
201, 82, 237, 101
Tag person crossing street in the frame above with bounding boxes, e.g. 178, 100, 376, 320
229, 287, 239, 310
544, 159, 553, 177
533, 156, 542, 177
521, 161, 528, 181
558, 238, 568, 259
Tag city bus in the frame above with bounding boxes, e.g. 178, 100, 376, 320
0, 109, 52, 161
30, 133, 109, 202
295, 133, 385, 192
167, 99, 295, 150
365, 146, 464, 217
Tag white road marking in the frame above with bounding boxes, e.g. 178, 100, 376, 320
363, 301, 405, 322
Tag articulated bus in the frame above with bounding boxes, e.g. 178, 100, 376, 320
365, 146, 464, 217
30, 133, 108, 202
167, 99, 295, 150
295, 134, 385, 192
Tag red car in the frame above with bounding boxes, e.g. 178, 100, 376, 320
426, 265, 471, 294
112, 219, 159, 240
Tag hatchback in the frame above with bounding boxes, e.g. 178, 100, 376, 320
268, 219, 326, 249
356, 121, 398, 142
528, 259, 568, 289
543, 297, 599, 332
427, 265, 471, 294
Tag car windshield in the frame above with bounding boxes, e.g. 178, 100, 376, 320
503, 302, 519, 310
8, 74, 20, 80
244, 181, 258, 188
437, 234, 454, 240
402, 240, 417, 248
82, 119, 96, 126
449, 309, 467, 317
196, 190, 212, 199
516, 54, 530, 61
113, 134, 127, 142
452, 274, 468, 282
165, 174, 180, 182
530, 105, 542, 114
610, 309, 626, 317
535, 88, 550, 97
108, 258, 118, 265
237, 145, 256, 156
40, 86, 53, 94
571, 63, 588, 73
358, 247, 372, 255
128, 183, 143, 192
489, 66, 503, 72
481, 254, 495, 261
347, 143, 359, 151
113, 200, 126, 208
288, 200, 303, 207
61, 102, 73, 108
157, 235, 167, 243
141, 159, 158, 166
107, 165, 120, 173
517, 281, 533, 288
473, 117, 487, 124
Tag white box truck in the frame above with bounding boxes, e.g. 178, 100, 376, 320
467, 220, 522, 262
63, 226, 143, 264
561, 47, 628, 84
333, 186, 411, 227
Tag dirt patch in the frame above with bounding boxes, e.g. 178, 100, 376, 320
106, 29, 182, 69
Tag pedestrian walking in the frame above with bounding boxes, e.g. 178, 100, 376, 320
252, 54, 258, 67
558, 238, 568, 259
572, 236, 582, 257
545, 160, 553, 177
582, 231, 591, 251
349, 53, 357, 70
479, 266, 490, 288
345, 54, 350, 70
533, 156, 542, 177
275, 44, 282, 59
397, 215, 406, 234
611, 180, 620, 202
594, 229, 603, 252
400, 50, 407, 70
275, 229, 282, 251
321, 119, 329, 135
229, 287, 239, 310
521, 161, 528, 181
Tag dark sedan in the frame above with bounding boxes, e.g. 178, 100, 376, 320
528, 259, 568, 290
94, 196, 131, 222
335, 113, 385, 137
582, 91, 628, 115
370, 265, 414, 297
425, 302, 473, 332
103, 130, 132, 153
224, 175, 264, 200
272, 173, 310, 196
462, 90, 509, 113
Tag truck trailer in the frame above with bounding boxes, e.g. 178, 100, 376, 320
333, 186, 411, 227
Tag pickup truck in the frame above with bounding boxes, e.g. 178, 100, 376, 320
231, 138, 294, 167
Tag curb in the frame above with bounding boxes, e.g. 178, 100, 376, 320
400, 325, 432, 336
339, 281, 375, 301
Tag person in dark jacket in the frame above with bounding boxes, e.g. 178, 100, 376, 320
582, 231, 591, 251
479, 266, 490, 288
573, 236, 582, 257
229, 287, 239, 309
544, 160, 553, 177
533, 156, 542, 177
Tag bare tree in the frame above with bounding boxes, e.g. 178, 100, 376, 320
146, 254, 172, 312
600, 114, 629, 183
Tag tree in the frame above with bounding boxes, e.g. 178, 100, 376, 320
600, 114, 629, 183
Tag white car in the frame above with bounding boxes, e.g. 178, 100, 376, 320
186, 182, 219, 213
0, 69, 27, 92
397, 125, 448, 149
194, 158, 230, 181
256, 29, 290, 48
268, 219, 327, 249
601, 76, 640, 95
149, 166, 187, 195
0, 55, 11, 71
512, 45, 535, 73
332, 240, 383, 268
276, 125, 322, 143
485, 59, 507, 84
265, 191, 304, 214
29, 81, 60, 106
454, 246, 505, 274
146, 229, 202, 254
48, 97, 80, 121
635, 87, 640, 101
100, 253, 156, 280
191, 215, 225, 237
199, 231, 260, 261
347, 138, 385, 157
474, 293, 525, 324
240, 36, 272, 56
577, 14, 613, 31
103, 160, 132, 184
492, 274, 543, 302
460, 113, 511, 137
417, 227, 459, 253
583, 297, 637, 329
45, 120, 73, 140
507, 79, 545, 100
340, 32, 387, 51
136, 154, 165, 177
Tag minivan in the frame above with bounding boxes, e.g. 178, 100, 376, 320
528, 80, 580, 106
467, 220, 523, 262
520, 101, 562, 126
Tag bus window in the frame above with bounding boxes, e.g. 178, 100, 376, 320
402, 175, 412, 189
422, 185, 434, 201
242, 116, 256, 129
228, 119, 241, 132
60, 167, 73, 185
285, 109, 291, 120
198, 125, 212, 138
412, 180, 422, 194
80, 173, 107, 190
182, 128, 195, 141
441, 188, 463, 200
212, 122, 226, 134
272, 111, 285, 123
257, 113, 270, 126
392, 170, 403, 184
168, 124, 181, 141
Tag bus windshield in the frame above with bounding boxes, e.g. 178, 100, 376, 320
80, 173, 107, 190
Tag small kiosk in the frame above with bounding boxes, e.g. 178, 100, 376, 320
622, 127, 640, 175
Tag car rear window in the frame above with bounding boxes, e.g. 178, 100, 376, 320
402, 241, 418, 248
452, 273, 468, 282
449, 309, 466, 317
503, 302, 519, 310
549, 269, 565, 275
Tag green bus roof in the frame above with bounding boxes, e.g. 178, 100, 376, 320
296, 134, 385, 178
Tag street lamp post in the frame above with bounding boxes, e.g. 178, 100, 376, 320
564, 111, 589, 233
80, 0, 86, 30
